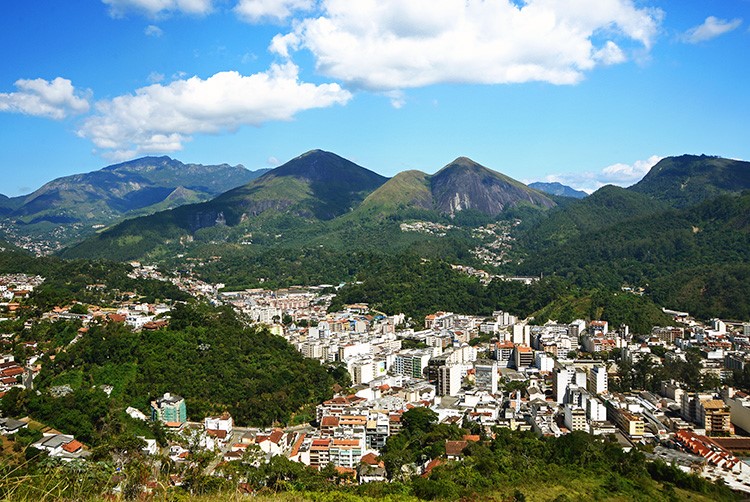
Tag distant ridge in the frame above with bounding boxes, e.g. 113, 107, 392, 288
529, 182, 587, 199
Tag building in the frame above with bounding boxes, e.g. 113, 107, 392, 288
151, 392, 187, 425
437, 364, 461, 397
608, 407, 645, 438
393, 349, 431, 379
474, 359, 498, 394
513, 345, 533, 370
587, 365, 608, 395
699, 400, 731, 436
564, 405, 588, 432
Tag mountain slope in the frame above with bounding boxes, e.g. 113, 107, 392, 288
62, 150, 389, 260
518, 185, 669, 249
431, 157, 555, 216
519, 192, 750, 319
355, 157, 555, 219
630, 154, 750, 207
9, 156, 263, 224
529, 182, 588, 199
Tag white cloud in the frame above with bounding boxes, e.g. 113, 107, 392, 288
148, 72, 165, 83
683, 16, 742, 44
78, 62, 351, 159
543, 155, 662, 193
0, 77, 91, 120
102, 0, 213, 18
144, 24, 164, 37
271, 0, 662, 91
235, 0, 315, 23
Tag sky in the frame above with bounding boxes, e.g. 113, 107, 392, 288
1, 0, 748, 196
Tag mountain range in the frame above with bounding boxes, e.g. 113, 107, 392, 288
0, 156, 269, 248
4, 149, 750, 319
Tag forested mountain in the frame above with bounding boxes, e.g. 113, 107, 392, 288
518, 185, 669, 249
630, 154, 750, 207
0, 156, 268, 250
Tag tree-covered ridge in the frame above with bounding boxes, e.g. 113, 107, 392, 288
517, 192, 750, 319
3, 302, 336, 435
329, 255, 671, 333
631, 154, 750, 208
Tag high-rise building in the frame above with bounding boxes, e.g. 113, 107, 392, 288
587, 365, 608, 395
474, 359, 498, 394
437, 364, 461, 396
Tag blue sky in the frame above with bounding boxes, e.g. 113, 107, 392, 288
1, 0, 748, 196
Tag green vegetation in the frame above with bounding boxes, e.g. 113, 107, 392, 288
3, 303, 337, 439
330, 255, 671, 332
630, 154, 750, 208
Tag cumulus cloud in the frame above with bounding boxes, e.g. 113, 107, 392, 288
102, 0, 213, 18
77, 62, 351, 159
144, 24, 164, 37
235, 0, 315, 23
0, 77, 91, 120
271, 0, 662, 91
683, 16, 742, 44
542, 155, 662, 193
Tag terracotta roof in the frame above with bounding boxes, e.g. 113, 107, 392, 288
321, 416, 340, 427
462, 434, 481, 442
422, 458, 444, 477
445, 440, 469, 457
63, 440, 83, 453
361, 453, 383, 467
332, 439, 360, 447
206, 429, 228, 439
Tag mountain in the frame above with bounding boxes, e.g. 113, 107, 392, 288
357, 157, 555, 218
630, 154, 750, 207
206, 149, 388, 223
8, 156, 265, 224
431, 157, 555, 216
529, 182, 588, 199
63, 150, 389, 260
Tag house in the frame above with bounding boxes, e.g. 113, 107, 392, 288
445, 440, 469, 460
358, 452, 387, 484
0, 417, 27, 435
203, 412, 234, 436
256, 429, 285, 456
31, 434, 90, 461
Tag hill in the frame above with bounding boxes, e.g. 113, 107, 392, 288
630, 154, 750, 207
529, 181, 588, 199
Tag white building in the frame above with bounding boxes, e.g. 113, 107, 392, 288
587, 365, 608, 395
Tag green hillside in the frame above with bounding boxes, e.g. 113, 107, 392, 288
630, 154, 750, 207
518, 185, 669, 249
